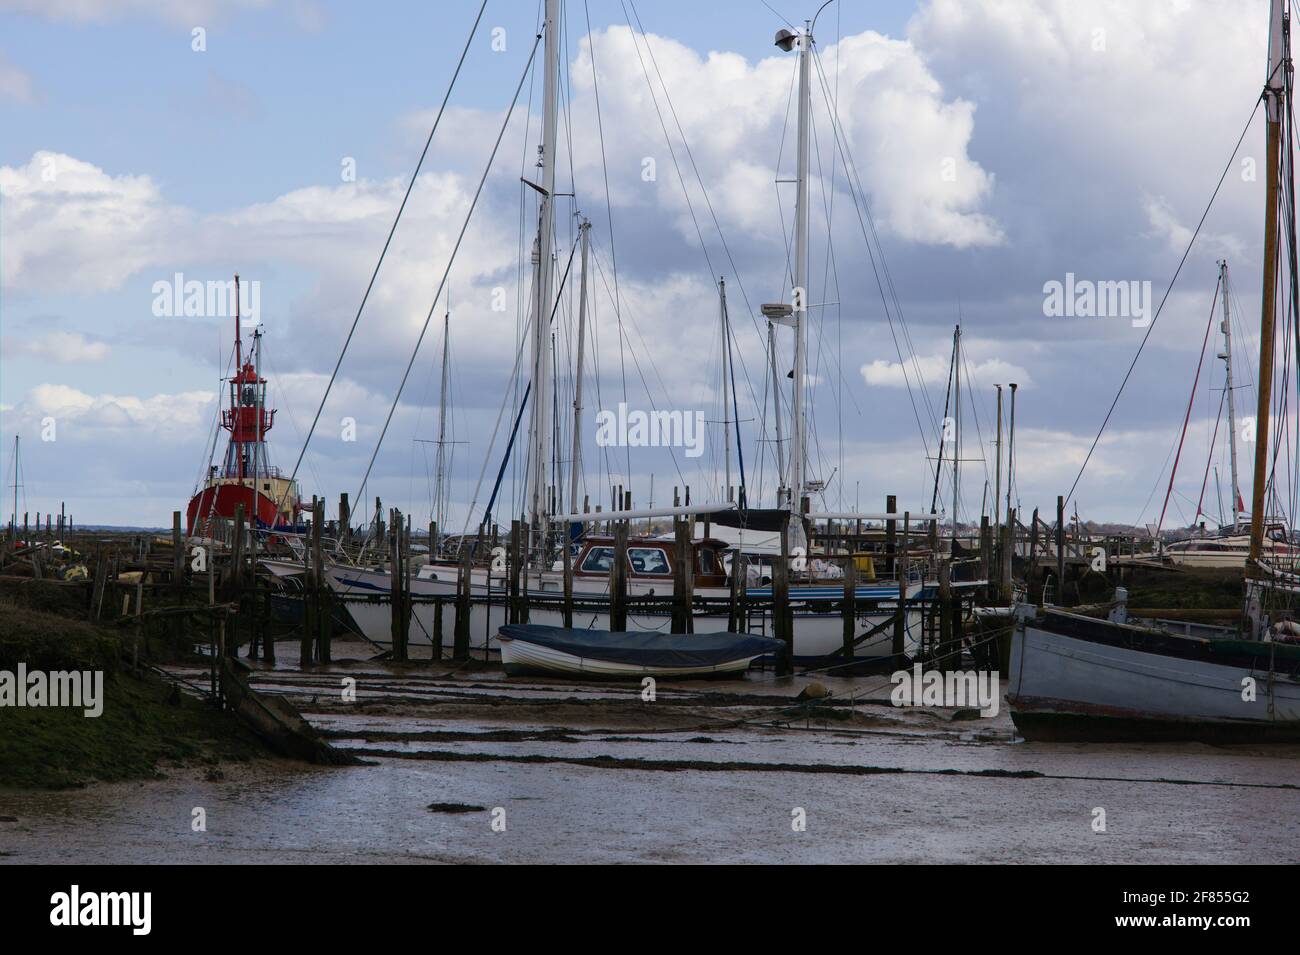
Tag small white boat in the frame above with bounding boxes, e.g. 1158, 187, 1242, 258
496, 624, 784, 678
1164, 532, 1297, 569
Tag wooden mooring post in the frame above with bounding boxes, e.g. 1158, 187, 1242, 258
229, 504, 245, 657
728, 547, 743, 633
610, 518, 629, 631
1001, 507, 1015, 602
562, 524, 574, 629
885, 494, 897, 577
1056, 495, 1066, 606
893, 512, 909, 659
300, 499, 321, 667
773, 513, 792, 675
979, 515, 991, 584
316, 506, 331, 664
937, 559, 958, 672
671, 515, 693, 634
453, 542, 472, 661
172, 511, 183, 590
1028, 507, 1041, 605
509, 519, 524, 625
390, 509, 408, 662
841, 553, 857, 660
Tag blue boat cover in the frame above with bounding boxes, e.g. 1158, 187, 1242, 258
498, 625, 785, 667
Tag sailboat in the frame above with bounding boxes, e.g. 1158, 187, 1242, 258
1007, 0, 1300, 742
311, 1, 965, 663
1160, 260, 1298, 566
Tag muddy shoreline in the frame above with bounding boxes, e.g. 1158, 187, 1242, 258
5, 637, 1300, 863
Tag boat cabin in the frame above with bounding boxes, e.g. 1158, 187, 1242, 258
571, 535, 730, 588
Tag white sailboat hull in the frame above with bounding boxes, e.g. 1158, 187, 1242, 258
1007, 608, 1300, 741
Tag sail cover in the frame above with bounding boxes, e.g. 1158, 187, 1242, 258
710, 507, 792, 532
498, 625, 784, 667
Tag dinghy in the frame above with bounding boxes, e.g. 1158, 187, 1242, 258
496, 624, 784, 678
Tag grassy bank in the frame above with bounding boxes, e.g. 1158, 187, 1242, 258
0, 596, 267, 789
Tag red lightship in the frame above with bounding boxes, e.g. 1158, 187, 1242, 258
186, 274, 303, 537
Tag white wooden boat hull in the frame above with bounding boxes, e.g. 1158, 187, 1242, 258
496, 636, 760, 677
1007, 608, 1300, 741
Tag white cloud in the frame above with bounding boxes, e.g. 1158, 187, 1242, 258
0, 151, 189, 294
860, 353, 1031, 389
565, 25, 1002, 250
8, 383, 216, 442
4, 330, 110, 362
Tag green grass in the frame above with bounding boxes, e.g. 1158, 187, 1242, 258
0, 601, 266, 789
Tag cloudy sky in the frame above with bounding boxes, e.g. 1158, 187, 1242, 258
0, 0, 1283, 531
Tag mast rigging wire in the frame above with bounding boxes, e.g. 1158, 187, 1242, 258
278, 0, 490, 518
1061, 94, 1263, 510
355, 30, 545, 512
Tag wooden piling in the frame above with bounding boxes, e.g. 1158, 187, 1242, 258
300, 499, 320, 667
938, 559, 956, 672
562, 526, 574, 629
172, 511, 183, 590
610, 519, 629, 631
885, 494, 897, 577
390, 509, 408, 662
841, 553, 857, 660
229, 504, 245, 657
979, 514, 991, 584
671, 516, 690, 633
774, 512, 793, 675
453, 544, 471, 660
1001, 507, 1015, 602
509, 519, 524, 625
1027, 507, 1041, 605
1056, 495, 1066, 606
893, 512, 909, 659
728, 547, 742, 632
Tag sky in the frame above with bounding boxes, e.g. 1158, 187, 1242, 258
0, 0, 1284, 532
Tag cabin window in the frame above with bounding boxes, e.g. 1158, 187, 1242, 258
628, 547, 670, 575
699, 548, 717, 574
580, 547, 615, 573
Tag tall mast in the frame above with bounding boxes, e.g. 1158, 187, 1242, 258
720, 277, 732, 497
1007, 382, 1017, 526
568, 218, 591, 519
10, 434, 18, 535
994, 384, 1003, 530
234, 273, 243, 480
789, 21, 812, 519
952, 323, 962, 552
1249, 0, 1287, 566
526, 0, 560, 544
250, 327, 262, 555
1218, 260, 1241, 533
435, 309, 451, 532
